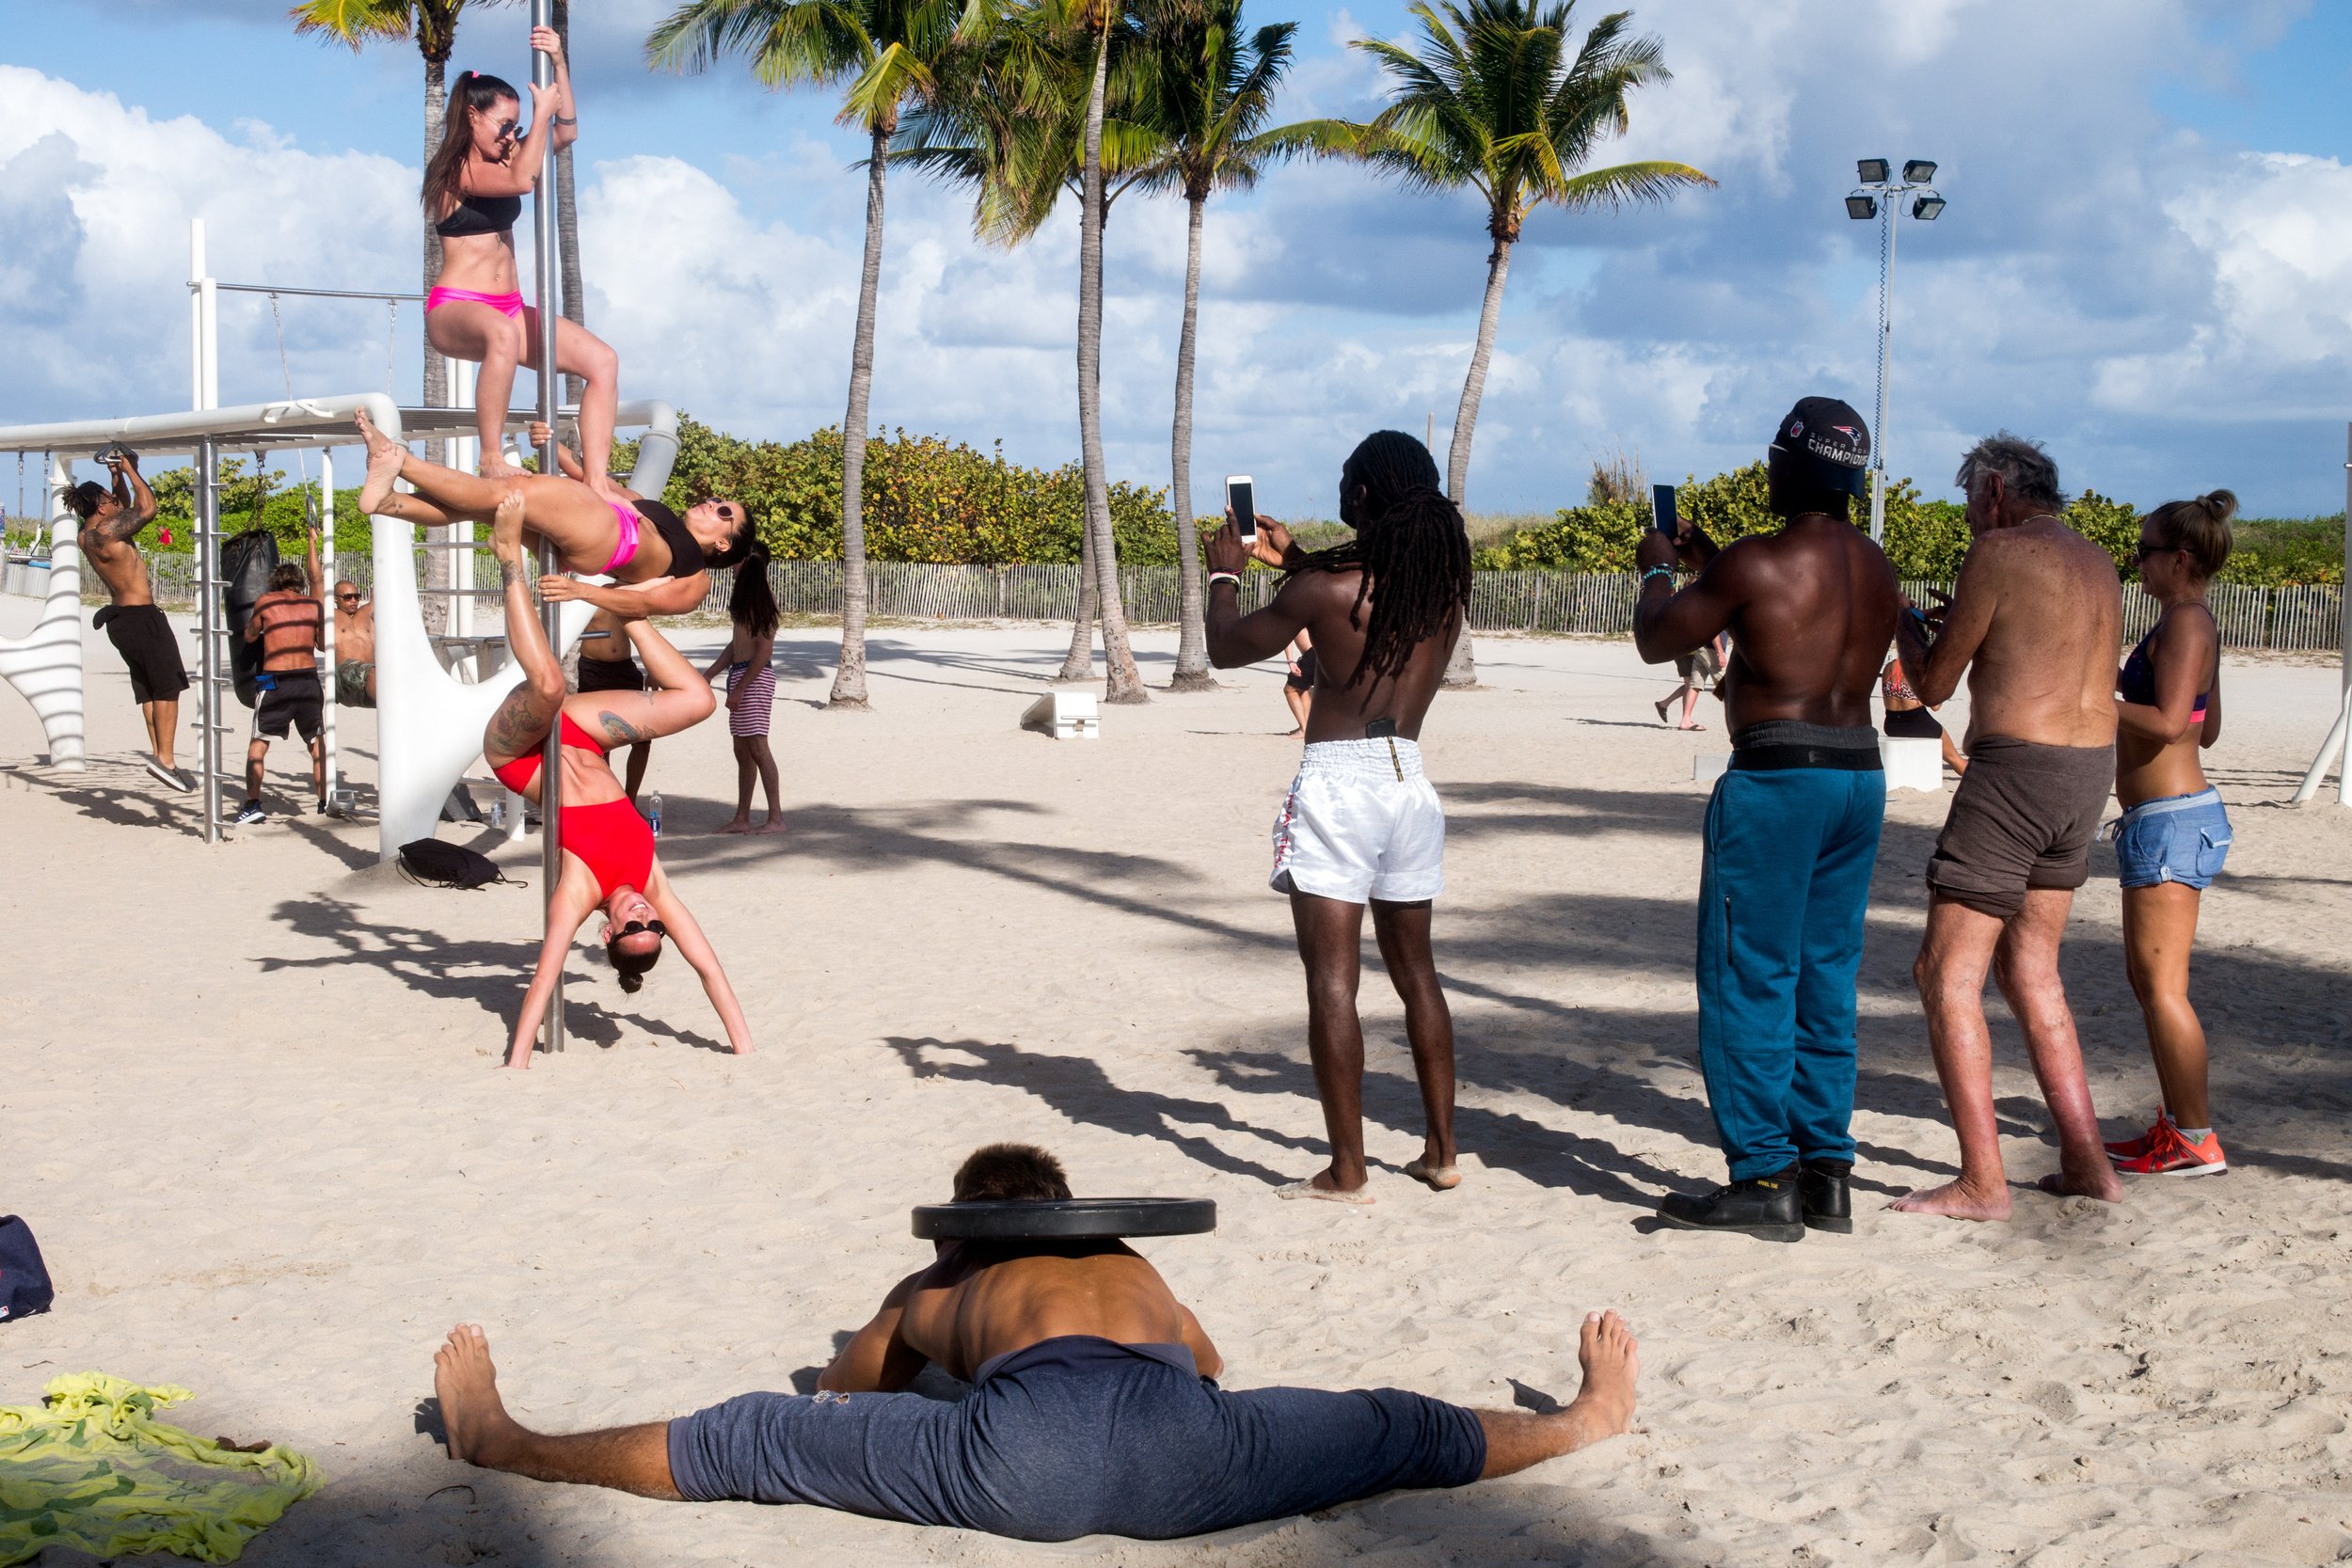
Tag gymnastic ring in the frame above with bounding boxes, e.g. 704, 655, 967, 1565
910, 1197, 1216, 1241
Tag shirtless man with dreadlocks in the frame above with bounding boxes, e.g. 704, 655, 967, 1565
1204, 431, 1474, 1204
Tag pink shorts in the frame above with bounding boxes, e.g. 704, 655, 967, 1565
605, 501, 642, 574
426, 286, 525, 319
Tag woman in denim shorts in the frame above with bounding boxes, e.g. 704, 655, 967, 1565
2107, 491, 2237, 1178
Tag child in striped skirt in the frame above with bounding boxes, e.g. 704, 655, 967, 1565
703, 543, 784, 834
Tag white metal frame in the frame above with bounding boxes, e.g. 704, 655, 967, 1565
2291, 420, 2352, 806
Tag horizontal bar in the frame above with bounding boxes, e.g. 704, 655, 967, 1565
204, 282, 427, 303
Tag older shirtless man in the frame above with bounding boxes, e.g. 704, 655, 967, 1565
430, 1144, 1640, 1542
1634, 397, 1899, 1242
64, 450, 189, 790
1893, 433, 2125, 1219
1204, 430, 1474, 1202
331, 580, 375, 708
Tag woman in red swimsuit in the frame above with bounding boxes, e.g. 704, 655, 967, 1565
354, 408, 753, 620
421, 25, 625, 497
482, 496, 754, 1070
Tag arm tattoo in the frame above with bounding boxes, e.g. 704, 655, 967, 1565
597, 709, 650, 746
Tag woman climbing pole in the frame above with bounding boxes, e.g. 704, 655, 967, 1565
479, 492, 754, 1070
422, 24, 623, 498
354, 408, 753, 620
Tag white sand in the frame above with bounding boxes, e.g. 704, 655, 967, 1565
5, 603, 2352, 1567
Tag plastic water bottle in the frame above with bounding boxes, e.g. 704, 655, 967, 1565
649, 791, 663, 839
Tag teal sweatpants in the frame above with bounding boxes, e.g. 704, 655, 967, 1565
1695, 766, 1886, 1180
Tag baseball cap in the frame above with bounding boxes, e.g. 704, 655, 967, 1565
1769, 397, 1871, 498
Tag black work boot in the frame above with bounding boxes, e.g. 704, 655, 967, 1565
1656, 1166, 1804, 1243
1800, 1160, 1853, 1234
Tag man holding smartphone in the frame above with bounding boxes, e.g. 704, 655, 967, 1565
1633, 397, 1899, 1241
1204, 431, 1472, 1204
63, 448, 191, 791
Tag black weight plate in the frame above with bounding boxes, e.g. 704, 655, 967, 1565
912, 1197, 1216, 1240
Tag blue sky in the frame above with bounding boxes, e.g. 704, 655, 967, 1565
3, 0, 2349, 518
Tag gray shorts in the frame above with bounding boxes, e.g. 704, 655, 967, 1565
1925, 736, 2114, 919
666, 1335, 1484, 1541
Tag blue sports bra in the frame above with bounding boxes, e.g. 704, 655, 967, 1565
2118, 607, 2212, 722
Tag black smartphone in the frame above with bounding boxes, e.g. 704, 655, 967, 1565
1226, 475, 1256, 546
1650, 483, 1677, 537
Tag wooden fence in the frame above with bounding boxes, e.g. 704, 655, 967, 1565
61, 554, 2352, 653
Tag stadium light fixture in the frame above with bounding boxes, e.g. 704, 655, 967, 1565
1843, 157, 1948, 542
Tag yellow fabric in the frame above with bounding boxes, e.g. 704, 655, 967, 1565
0, 1371, 323, 1565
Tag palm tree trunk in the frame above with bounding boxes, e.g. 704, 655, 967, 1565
553, 0, 585, 406
1439, 234, 1512, 690
1446, 236, 1510, 505
421, 53, 451, 637
1167, 192, 1215, 692
1057, 521, 1097, 682
1077, 24, 1148, 705
830, 120, 889, 711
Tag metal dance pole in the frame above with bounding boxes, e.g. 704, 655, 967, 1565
532, 0, 565, 1050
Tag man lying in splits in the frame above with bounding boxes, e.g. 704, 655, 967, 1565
431, 1143, 1640, 1542
352, 406, 755, 619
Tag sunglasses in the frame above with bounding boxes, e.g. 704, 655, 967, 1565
494, 119, 524, 141
2133, 541, 2176, 561
335, 592, 360, 602
712, 502, 738, 524
616, 919, 668, 939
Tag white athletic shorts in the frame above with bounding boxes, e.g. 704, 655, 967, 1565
1269, 737, 1446, 904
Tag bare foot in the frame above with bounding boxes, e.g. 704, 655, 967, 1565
1277, 1170, 1374, 1205
1283, 726, 1304, 738
491, 489, 529, 562
717, 817, 752, 835
2038, 1162, 2124, 1203
434, 1324, 522, 1466
1565, 1310, 1639, 1441
1890, 1178, 2012, 1221
587, 472, 628, 505
355, 409, 406, 516
479, 455, 528, 484
752, 817, 787, 835
1405, 1156, 1461, 1191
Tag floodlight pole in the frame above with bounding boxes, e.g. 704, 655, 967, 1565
532, 0, 566, 1053
1848, 164, 1943, 544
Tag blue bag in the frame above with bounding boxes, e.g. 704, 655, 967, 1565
0, 1214, 55, 1320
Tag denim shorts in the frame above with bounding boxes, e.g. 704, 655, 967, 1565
2114, 788, 2231, 890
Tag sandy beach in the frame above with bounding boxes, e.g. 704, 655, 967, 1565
5, 600, 2350, 1567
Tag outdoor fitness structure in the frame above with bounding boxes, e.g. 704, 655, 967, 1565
0, 1, 646, 1050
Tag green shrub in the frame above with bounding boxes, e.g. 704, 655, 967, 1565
660, 417, 1175, 566
2219, 515, 2343, 586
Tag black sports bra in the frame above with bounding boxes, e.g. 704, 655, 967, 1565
435, 190, 521, 239
640, 500, 706, 578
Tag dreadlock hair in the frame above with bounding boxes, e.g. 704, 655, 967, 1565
57, 480, 110, 522
727, 539, 778, 641
1288, 431, 1472, 693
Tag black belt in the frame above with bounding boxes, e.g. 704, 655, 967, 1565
1730, 744, 1883, 772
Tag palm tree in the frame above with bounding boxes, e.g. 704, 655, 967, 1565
1347, 0, 1709, 684
894, 5, 1159, 695
1132, 0, 1343, 691
648, 0, 970, 711
553, 0, 586, 404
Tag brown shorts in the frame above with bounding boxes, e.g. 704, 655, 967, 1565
1925, 736, 2113, 919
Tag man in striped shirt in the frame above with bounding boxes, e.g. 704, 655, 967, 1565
237, 523, 326, 824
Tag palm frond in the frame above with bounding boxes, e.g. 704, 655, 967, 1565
288, 0, 414, 51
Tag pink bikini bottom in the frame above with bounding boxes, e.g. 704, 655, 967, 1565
604, 501, 642, 574
425, 286, 525, 319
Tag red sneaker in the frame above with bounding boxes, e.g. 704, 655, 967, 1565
2113, 1120, 2226, 1178
2105, 1113, 2169, 1163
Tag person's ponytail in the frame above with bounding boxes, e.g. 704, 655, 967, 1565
422, 71, 519, 219
2142, 489, 2236, 579
728, 538, 779, 641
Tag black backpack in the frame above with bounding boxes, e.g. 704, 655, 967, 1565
397, 837, 525, 890
0, 1215, 53, 1321
221, 530, 281, 710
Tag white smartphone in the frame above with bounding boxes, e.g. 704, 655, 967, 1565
1225, 475, 1256, 546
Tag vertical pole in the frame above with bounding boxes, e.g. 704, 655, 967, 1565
188, 221, 206, 411
2291, 419, 2352, 806
533, 0, 565, 1052
451, 358, 476, 666
320, 448, 338, 808
1870, 197, 1895, 544
196, 436, 218, 844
